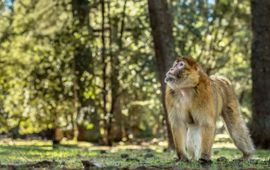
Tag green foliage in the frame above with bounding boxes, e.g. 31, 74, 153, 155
0, 0, 252, 141
0, 0, 76, 133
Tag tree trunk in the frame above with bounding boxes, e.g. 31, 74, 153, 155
106, 0, 125, 146
71, 0, 92, 141
100, 0, 109, 144
147, 0, 175, 148
250, 0, 270, 149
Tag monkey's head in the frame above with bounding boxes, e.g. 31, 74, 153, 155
164, 57, 201, 90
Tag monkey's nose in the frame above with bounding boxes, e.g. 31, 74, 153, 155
164, 74, 176, 83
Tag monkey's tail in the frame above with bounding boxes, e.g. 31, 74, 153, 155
221, 103, 255, 158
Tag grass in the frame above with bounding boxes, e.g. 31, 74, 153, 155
0, 134, 269, 169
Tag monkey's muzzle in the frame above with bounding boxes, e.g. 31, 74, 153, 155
164, 73, 176, 83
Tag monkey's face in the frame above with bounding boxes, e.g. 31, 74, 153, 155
164, 57, 200, 90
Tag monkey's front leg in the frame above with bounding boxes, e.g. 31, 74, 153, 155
200, 122, 215, 163
171, 123, 188, 161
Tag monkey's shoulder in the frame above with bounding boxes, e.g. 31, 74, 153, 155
209, 75, 232, 86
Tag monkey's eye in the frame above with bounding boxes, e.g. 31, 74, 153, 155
178, 61, 185, 69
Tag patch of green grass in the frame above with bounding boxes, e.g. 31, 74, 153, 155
0, 138, 269, 169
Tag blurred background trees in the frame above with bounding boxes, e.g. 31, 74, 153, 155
0, 0, 268, 149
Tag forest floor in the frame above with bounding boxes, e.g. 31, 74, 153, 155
0, 134, 269, 169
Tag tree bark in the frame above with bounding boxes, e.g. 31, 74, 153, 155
147, 0, 175, 148
100, 0, 109, 144
106, 0, 127, 145
250, 0, 270, 149
71, 0, 92, 141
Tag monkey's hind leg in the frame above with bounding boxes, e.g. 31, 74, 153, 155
222, 105, 255, 159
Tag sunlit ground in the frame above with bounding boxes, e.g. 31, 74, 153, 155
0, 134, 269, 169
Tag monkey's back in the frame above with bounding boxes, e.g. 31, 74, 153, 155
209, 75, 237, 115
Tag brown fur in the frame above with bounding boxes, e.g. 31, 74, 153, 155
165, 57, 255, 161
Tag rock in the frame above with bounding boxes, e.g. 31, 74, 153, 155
120, 153, 129, 159
126, 158, 140, 162
217, 156, 228, 162
100, 150, 107, 154
81, 159, 104, 169
144, 153, 154, 159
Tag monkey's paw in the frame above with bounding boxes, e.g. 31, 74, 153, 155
174, 156, 189, 162
241, 153, 253, 160
199, 158, 212, 165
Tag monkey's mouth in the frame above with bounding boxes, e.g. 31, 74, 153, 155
164, 74, 177, 83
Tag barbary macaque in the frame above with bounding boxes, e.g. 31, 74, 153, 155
164, 57, 255, 163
